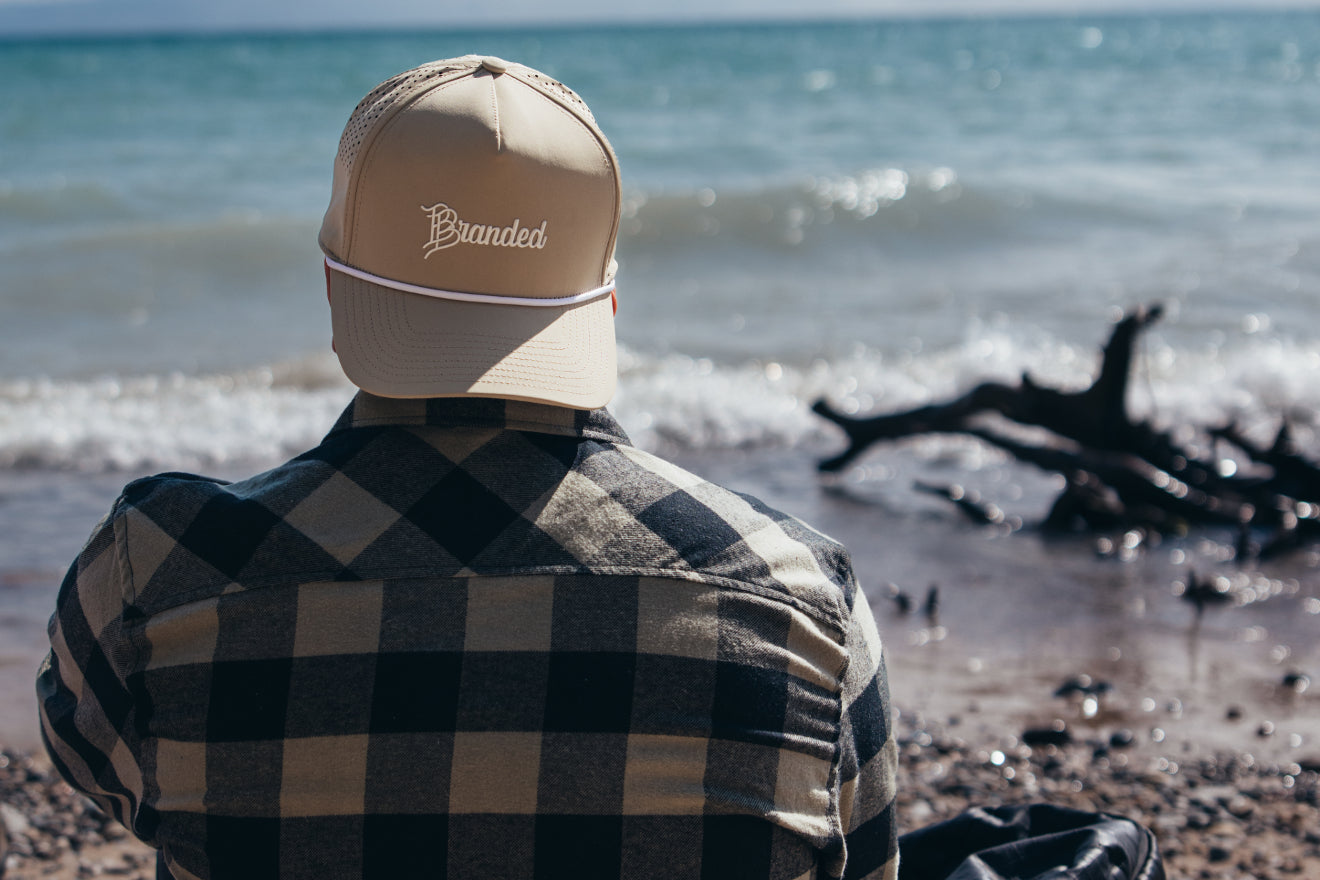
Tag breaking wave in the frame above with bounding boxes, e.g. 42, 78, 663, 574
5, 333, 1320, 474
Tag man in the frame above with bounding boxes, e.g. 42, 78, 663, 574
38, 55, 898, 880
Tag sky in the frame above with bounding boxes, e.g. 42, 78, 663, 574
1, 0, 1319, 37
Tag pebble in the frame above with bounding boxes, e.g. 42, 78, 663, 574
1052, 674, 1113, 699
6, 721, 1320, 880
0, 747, 152, 880
1109, 729, 1136, 749
1022, 725, 1073, 746
1281, 672, 1310, 694
893, 717, 1320, 880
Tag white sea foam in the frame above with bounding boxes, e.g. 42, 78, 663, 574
0, 357, 351, 473
5, 332, 1320, 474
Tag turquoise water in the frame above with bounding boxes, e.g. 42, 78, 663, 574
2, 12, 1320, 464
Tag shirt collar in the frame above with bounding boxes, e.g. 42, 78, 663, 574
325, 391, 631, 446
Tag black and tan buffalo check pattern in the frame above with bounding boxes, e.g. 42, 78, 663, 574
39, 392, 897, 880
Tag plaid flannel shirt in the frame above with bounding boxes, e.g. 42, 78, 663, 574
38, 392, 898, 880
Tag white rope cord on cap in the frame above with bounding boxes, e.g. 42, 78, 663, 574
325, 256, 615, 307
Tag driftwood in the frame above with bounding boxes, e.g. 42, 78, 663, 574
813, 304, 1320, 555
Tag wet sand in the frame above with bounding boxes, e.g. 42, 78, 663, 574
4, 441, 1316, 758
1, 441, 1318, 877
670, 443, 1320, 769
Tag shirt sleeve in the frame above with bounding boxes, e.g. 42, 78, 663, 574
36, 495, 148, 839
832, 584, 899, 880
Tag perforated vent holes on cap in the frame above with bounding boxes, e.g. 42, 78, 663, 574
335, 61, 465, 174
520, 70, 598, 125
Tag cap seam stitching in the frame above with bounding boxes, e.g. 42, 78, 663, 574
489, 74, 502, 152
526, 93, 620, 285
346, 69, 471, 259
508, 69, 621, 280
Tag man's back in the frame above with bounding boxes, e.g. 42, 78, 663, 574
40, 393, 897, 879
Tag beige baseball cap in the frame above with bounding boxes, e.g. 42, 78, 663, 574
319, 55, 621, 408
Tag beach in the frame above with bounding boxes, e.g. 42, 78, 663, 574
4, 682, 1318, 880
3, 437, 1319, 878
4, 12, 1320, 878
5, 435, 1318, 755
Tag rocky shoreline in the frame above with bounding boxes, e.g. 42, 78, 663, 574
892, 712, 1320, 880
3, 711, 1317, 880
0, 747, 152, 879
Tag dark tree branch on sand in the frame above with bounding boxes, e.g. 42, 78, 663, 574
813, 303, 1320, 555
961, 424, 1245, 529
1209, 420, 1320, 503
815, 305, 1175, 471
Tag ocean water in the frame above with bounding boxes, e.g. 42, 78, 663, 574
5, 14, 1320, 468
2, 15, 1319, 753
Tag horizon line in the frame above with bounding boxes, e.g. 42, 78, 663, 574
2, 2, 1319, 43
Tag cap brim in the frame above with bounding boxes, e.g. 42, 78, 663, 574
329, 270, 616, 409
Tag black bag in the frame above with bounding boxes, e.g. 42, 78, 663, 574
898, 804, 1165, 880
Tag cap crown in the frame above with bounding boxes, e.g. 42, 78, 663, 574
320, 56, 621, 299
